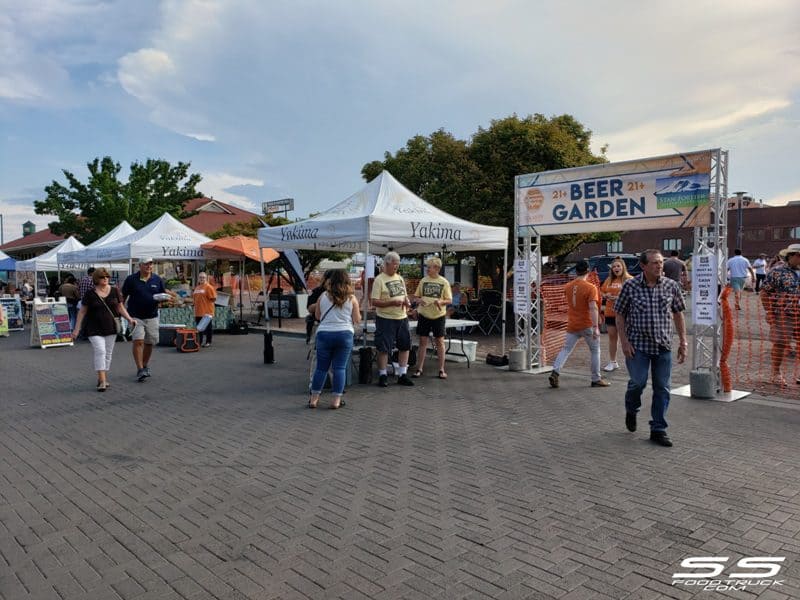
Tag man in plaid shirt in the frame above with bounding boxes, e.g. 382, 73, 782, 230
76, 267, 96, 339
78, 267, 95, 298
615, 250, 687, 447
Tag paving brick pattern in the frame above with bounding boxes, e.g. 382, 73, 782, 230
1, 331, 799, 599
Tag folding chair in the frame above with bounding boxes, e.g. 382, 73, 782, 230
477, 289, 503, 335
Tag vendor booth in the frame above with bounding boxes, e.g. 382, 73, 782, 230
83, 213, 234, 331
258, 170, 509, 351
200, 236, 280, 322
16, 236, 86, 297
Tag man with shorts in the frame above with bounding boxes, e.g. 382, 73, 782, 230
412, 257, 452, 380
122, 257, 165, 382
371, 251, 414, 388
727, 248, 755, 310
760, 243, 800, 386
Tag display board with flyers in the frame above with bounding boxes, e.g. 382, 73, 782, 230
0, 295, 25, 331
30, 297, 74, 348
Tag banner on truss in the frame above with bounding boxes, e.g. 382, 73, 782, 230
516, 150, 715, 236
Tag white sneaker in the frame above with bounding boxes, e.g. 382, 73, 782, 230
603, 361, 619, 372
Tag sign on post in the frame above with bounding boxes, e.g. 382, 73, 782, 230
692, 253, 718, 326
262, 198, 295, 214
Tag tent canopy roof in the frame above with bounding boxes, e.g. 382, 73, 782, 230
258, 171, 508, 254
81, 213, 211, 262
201, 236, 279, 263
58, 221, 137, 266
16, 236, 85, 272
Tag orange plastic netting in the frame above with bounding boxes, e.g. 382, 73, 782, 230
539, 277, 800, 400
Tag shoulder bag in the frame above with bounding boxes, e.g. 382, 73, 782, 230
98, 289, 124, 336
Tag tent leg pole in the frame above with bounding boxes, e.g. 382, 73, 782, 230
259, 253, 269, 331
501, 246, 508, 356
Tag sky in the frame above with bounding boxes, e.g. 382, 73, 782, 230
1, 0, 799, 244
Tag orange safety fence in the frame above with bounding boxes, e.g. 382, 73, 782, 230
539, 271, 601, 365
727, 287, 800, 399
539, 277, 800, 400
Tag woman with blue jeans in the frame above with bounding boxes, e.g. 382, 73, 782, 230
309, 269, 361, 409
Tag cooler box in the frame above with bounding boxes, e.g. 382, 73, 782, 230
445, 339, 478, 363
158, 324, 185, 346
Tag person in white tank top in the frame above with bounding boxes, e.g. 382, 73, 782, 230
309, 270, 361, 409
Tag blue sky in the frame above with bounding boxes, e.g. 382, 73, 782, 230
1, 0, 798, 243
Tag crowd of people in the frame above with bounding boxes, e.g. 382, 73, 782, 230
2, 243, 797, 444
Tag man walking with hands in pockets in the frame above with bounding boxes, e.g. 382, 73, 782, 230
615, 249, 687, 447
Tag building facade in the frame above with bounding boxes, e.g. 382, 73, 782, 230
566, 202, 800, 262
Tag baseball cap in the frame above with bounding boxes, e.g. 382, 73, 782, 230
139, 256, 154, 264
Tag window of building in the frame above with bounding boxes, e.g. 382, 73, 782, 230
744, 229, 765, 241
773, 228, 786, 240
606, 241, 623, 254
790, 226, 800, 238
663, 239, 681, 251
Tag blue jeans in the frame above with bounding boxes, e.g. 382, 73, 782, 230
67, 304, 78, 331
624, 348, 672, 432
311, 330, 354, 395
551, 327, 601, 382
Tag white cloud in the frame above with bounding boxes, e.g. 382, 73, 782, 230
763, 187, 800, 207
597, 97, 793, 159
198, 172, 263, 212
0, 203, 53, 245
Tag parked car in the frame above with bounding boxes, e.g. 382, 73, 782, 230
564, 253, 642, 283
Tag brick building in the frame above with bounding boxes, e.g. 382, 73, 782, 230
566, 200, 800, 261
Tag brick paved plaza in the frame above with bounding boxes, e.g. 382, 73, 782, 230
1, 331, 799, 599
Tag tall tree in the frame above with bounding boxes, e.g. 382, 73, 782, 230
34, 157, 202, 243
362, 114, 617, 263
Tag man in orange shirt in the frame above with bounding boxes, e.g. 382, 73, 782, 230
549, 260, 610, 388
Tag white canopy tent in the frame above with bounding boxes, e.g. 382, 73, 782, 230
258, 170, 510, 351
57, 221, 137, 269
16, 236, 86, 297
85, 213, 211, 262
258, 170, 508, 254
16, 236, 85, 272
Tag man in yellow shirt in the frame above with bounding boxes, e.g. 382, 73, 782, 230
548, 260, 610, 389
371, 251, 414, 388
412, 257, 452, 380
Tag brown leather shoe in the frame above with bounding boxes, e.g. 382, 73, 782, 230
591, 379, 611, 387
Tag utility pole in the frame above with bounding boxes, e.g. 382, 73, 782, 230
733, 191, 747, 251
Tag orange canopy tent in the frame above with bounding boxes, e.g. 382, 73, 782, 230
201, 235, 279, 263
200, 236, 279, 321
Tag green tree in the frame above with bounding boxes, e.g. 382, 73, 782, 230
362, 114, 617, 267
34, 157, 202, 243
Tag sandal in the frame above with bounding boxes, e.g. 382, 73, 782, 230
412, 369, 423, 378
330, 399, 346, 410
771, 375, 788, 387
438, 371, 448, 380
307, 396, 318, 409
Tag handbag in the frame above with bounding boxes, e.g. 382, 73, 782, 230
98, 289, 124, 336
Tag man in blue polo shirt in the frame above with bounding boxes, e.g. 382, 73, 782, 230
122, 257, 165, 382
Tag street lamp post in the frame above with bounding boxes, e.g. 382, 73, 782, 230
733, 191, 747, 251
